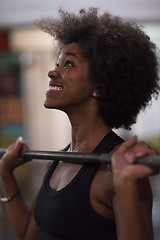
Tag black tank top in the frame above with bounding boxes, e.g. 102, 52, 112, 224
34, 131, 124, 240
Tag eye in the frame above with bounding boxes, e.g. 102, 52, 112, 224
64, 60, 74, 69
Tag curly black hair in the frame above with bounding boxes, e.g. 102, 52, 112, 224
36, 8, 160, 129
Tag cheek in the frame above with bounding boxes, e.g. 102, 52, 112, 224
63, 70, 93, 94
73, 82, 94, 99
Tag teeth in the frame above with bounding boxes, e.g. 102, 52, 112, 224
48, 86, 63, 91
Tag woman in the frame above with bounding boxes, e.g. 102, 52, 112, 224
0, 8, 159, 240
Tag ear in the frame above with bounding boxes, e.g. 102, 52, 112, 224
92, 86, 101, 98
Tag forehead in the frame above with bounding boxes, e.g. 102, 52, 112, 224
59, 43, 83, 60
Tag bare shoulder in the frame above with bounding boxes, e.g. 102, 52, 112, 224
90, 163, 115, 220
89, 141, 153, 220
89, 144, 122, 219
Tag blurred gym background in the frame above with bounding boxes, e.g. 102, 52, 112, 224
0, 0, 160, 239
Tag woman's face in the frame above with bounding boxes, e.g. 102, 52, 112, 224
45, 42, 95, 113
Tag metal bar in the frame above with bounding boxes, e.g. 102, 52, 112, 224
0, 148, 160, 168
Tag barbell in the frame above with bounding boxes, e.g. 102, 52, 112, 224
0, 148, 160, 168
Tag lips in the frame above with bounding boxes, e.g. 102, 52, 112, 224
47, 80, 63, 93
48, 85, 63, 91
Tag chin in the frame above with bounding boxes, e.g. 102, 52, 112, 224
44, 100, 53, 109
44, 99, 67, 112
44, 101, 61, 110
44, 104, 54, 109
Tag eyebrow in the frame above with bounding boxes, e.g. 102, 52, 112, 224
64, 52, 80, 61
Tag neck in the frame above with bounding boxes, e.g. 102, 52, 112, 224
66, 107, 111, 152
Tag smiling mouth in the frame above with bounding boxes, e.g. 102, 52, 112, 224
47, 85, 63, 91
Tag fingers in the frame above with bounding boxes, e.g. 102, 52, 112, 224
121, 135, 138, 149
116, 136, 157, 164
115, 136, 138, 156
112, 136, 159, 186
124, 142, 157, 164
7, 137, 29, 155
15, 136, 29, 152
0, 137, 29, 173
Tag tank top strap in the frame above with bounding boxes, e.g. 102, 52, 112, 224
93, 130, 124, 154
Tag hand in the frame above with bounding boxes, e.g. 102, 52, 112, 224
0, 137, 29, 175
112, 136, 159, 191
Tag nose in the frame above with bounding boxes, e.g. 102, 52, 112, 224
48, 69, 59, 78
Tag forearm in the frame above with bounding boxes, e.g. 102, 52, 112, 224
111, 136, 157, 240
113, 181, 153, 240
0, 137, 40, 239
0, 170, 30, 240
